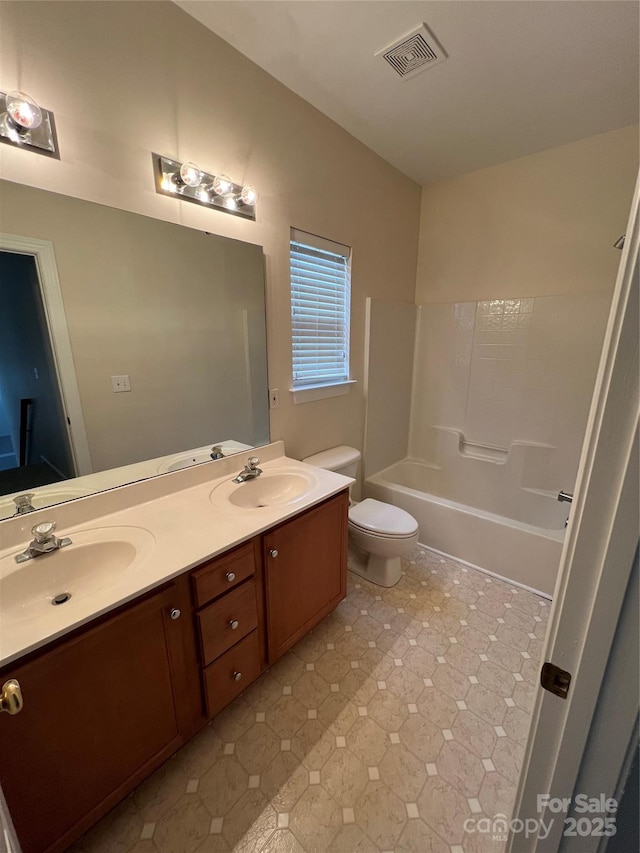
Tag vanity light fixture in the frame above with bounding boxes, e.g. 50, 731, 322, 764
153, 153, 259, 221
0, 90, 59, 157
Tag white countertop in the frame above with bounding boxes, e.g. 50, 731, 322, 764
0, 443, 352, 668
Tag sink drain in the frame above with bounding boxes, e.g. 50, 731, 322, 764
52, 592, 72, 605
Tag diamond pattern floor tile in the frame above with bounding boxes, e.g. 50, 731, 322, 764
70, 545, 550, 853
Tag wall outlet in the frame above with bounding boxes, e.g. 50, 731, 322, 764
269, 388, 279, 409
111, 374, 131, 392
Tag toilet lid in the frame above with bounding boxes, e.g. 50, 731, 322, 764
348, 499, 418, 537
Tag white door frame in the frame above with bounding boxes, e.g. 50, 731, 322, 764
508, 171, 639, 851
0, 233, 92, 476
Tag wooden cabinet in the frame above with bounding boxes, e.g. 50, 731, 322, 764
0, 580, 200, 853
191, 539, 266, 719
191, 540, 256, 608
203, 631, 262, 718
264, 491, 348, 662
0, 488, 349, 852
198, 579, 259, 665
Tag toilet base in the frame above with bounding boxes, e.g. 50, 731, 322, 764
348, 544, 403, 588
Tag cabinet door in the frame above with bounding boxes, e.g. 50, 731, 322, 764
264, 491, 348, 662
0, 585, 184, 853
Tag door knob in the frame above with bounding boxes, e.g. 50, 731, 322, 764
269, 549, 278, 558
169, 608, 181, 620
558, 491, 573, 503
229, 619, 240, 630
0, 679, 23, 715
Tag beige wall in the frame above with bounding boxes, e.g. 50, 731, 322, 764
416, 126, 638, 303
0, 1, 421, 462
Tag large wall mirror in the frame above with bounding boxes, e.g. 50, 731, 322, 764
0, 180, 269, 520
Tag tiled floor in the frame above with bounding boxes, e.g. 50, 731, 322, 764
71, 546, 549, 853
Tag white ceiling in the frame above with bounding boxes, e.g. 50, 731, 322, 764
176, 1, 640, 185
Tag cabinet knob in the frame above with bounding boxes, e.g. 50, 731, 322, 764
225, 571, 236, 582
229, 619, 240, 630
0, 679, 23, 715
233, 671, 243, 682
169, 608, 181, 620
269, 549, 279, 558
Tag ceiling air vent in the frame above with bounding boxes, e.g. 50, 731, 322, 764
376, 24, 447, 80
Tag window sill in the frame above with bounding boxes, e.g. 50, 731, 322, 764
289, 380, 357, 405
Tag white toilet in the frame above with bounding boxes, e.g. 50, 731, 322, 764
302, 446, 419, 587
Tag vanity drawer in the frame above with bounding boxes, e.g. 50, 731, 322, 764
191, 542, 255, 607
203, 630, 261, 718
197, 579, 258, 665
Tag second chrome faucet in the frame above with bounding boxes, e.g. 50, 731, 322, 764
232, 457, 263, 483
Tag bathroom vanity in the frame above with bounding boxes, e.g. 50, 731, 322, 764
0, 445, 349, 853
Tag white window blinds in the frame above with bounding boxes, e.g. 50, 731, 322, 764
290, 228, 351, 388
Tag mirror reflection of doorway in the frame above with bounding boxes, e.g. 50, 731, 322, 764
0, 250, 74, 498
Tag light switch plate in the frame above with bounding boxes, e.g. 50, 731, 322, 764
111, 375, 131, 392
269, 388, 279, 409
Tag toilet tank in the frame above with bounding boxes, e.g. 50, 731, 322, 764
302, 445, 361, 479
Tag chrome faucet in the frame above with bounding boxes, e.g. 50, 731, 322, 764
12, 494, 36, 516
15, 521, 72, 564
210, 445, 225, 460
232, 457, 262, 483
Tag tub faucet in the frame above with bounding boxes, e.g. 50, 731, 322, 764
232, 457, 262, 483
13, 494, 36, 516
15, 521, 72, 564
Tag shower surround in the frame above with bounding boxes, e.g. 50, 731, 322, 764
364, 294, 610, 596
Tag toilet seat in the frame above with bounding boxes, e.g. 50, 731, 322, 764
348, 499, 418, 538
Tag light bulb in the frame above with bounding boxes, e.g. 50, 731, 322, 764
212, 174, 232, 196
178, 161, 201, 187
240, 185, 259, 206
5, 91, 42, 130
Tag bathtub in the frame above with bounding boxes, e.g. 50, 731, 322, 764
365, 457, 565, 598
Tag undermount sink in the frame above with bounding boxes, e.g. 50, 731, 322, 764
0, 526, 155, 622
210, 469, 318, 509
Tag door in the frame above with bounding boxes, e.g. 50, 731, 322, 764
507, 173, 639, 851
0, 585, 185, 853
0, 234, 91, 479
0, 251, 74, 493
264, 491, 348, 662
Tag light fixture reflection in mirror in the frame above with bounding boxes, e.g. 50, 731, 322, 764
0, 90, 58, 157
153, 154, 258, 221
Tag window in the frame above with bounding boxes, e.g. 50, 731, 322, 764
290, 228, 352, 399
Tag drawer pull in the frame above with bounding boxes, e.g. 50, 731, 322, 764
233, 671, 242, 682
0, 679, 23, 715
169, 608, 181, 620
229, 619, 240, 630
269, 549, 279, 558
225, 571, 236, 582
